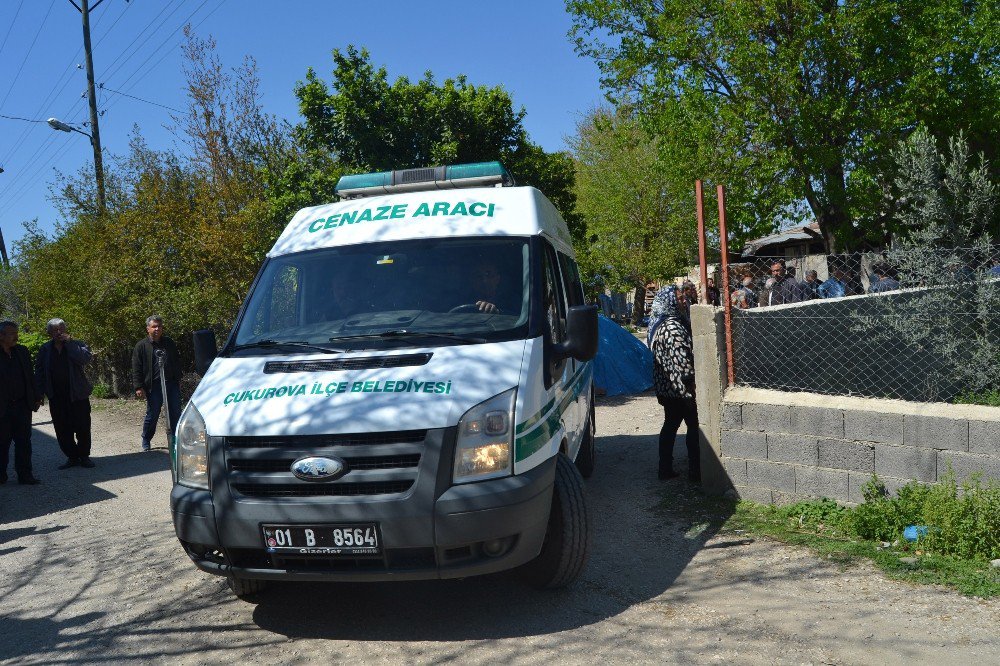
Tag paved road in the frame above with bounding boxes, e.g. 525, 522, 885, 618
1, 396, 997, 664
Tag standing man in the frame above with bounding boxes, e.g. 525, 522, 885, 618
132, 315, 182, 452
0, 321, 42, 485
768, 260, 809, 305
35, 318, 95, 469
706, 278, 721, 306
819, 268, 849, 299
803, 270, 822, 299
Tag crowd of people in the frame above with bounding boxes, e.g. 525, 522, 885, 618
728, 259, 901, 309
0, 315, 182, 486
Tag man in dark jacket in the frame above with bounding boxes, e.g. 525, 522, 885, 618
132, 315, 182, 452
768, 260, 810, 305
0, 320, 42, 484
35, 318, 95, 469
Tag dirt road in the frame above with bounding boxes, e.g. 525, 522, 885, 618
1, 395, 997, 664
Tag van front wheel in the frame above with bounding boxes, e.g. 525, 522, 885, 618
521, 453, 590, 589
227, 575, 267, 602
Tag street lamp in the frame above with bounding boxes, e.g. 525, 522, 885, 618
48, 117, 91, 139
47, 116, 105, 213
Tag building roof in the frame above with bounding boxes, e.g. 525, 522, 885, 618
742, 223, 822, 257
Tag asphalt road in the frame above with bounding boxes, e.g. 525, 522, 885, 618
1, 395, 998, 665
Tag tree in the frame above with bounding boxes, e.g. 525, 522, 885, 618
570, 107, 697, 292
13, 30, 297, 392
860, 128, 1000, 400
567, 0, 1000, 252
294, 46, 581, 238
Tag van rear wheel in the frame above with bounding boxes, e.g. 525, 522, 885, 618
521, 453, 590, 589
575, 398, 596, 479
227, 575, 267, 601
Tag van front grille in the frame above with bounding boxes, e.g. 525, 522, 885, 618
223, 430, 427, 498
232, 481, 414, 498
230, 454, 421, 473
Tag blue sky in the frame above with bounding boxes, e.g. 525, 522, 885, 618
0, 0, 605, 252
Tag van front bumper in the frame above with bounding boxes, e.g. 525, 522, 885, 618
171, 455, 555, 582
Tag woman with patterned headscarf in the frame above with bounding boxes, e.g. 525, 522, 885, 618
650, 286, 700, 481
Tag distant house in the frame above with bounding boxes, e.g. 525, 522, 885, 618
741, 222, 825, 258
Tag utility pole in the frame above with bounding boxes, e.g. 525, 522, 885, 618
73, 0, 107, 214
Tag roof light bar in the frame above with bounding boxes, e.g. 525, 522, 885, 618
335, 161, 514, 199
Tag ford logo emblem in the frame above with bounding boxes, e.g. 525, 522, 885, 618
291, 456, 347, 482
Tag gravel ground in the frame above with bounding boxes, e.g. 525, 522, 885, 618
1, 394, 998, 665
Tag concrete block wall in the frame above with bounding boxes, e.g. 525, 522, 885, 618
720, 387, 1000, 504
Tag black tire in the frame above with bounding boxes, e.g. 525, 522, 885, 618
227, 575, 267, 602
522, 453, 590, 589
575, 395, 596, 479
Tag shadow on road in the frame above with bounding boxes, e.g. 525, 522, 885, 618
248, 428, 734, 642
0, 426, 171, 525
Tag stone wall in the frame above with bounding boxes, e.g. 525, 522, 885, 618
690, 304, 1000, 502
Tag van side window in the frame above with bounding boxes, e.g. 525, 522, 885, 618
543, 244, 567, 344
557, 253, 584, 307
250, 263, 300, 336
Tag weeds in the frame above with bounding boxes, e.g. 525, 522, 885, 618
661, 473, 1000, 597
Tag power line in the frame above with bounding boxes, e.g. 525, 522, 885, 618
0, 107, 87, 210
0, 0, 57, 113
99, 0, 185, 85
1, 0, 132, 166
106, 0, 210, 93
0, 98, 84, 205
99, 84, 182, 113
104, 0, 227, 117
0, 113, 45, 124
0, 0, 26, 59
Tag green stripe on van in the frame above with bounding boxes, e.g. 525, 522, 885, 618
514, 363, 592, 462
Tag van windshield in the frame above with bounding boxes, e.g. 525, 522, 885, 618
231, 237, 531, 352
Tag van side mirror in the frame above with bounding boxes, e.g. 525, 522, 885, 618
192, 329, 218, 376
554, 305, 598, 361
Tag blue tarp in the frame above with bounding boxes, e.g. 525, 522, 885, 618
593, 314, 653, 396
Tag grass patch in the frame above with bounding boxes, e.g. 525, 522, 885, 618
954, 389, 1000, 407
658, 476, 1000, 598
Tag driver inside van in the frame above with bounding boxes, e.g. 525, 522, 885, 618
316, 269, 368, 321
470, 261, 503, 313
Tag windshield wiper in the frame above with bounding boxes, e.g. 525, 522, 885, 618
232, 339, 346, 354
328, 330, 486, 345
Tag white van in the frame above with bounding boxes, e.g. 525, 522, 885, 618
171, 162, 598, 599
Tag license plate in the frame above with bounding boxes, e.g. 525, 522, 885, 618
262, 524, 381, 556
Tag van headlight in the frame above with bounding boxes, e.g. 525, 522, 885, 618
453, 388, 516, 484
176, 403, 209, 489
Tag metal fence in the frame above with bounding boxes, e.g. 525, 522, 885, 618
723, 248, 1000, 403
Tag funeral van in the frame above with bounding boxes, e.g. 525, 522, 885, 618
171, 162, 598, 599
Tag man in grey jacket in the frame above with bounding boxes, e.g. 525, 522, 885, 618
35, 318, 95, 469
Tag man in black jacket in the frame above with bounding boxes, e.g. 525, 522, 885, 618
131, 315, 182, 452
0, 320, 42, 484
35, 318, 95, 469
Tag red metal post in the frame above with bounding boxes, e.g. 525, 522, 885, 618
695, 180, 708, 304
717, 184, 736, 387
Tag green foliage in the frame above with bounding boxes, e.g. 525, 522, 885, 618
17, 331, 46, 358
861, 128, 1000, 400
91, 383, 111, 399
567, 0, 1000, 251
294, 46, 580, 238
846, 476, 930, 542
12, 30, 297, 384
922, 472, 1000, 561
569, 108, 697, 289
741, 473, 1000, 562
955, 390, 1000, 407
